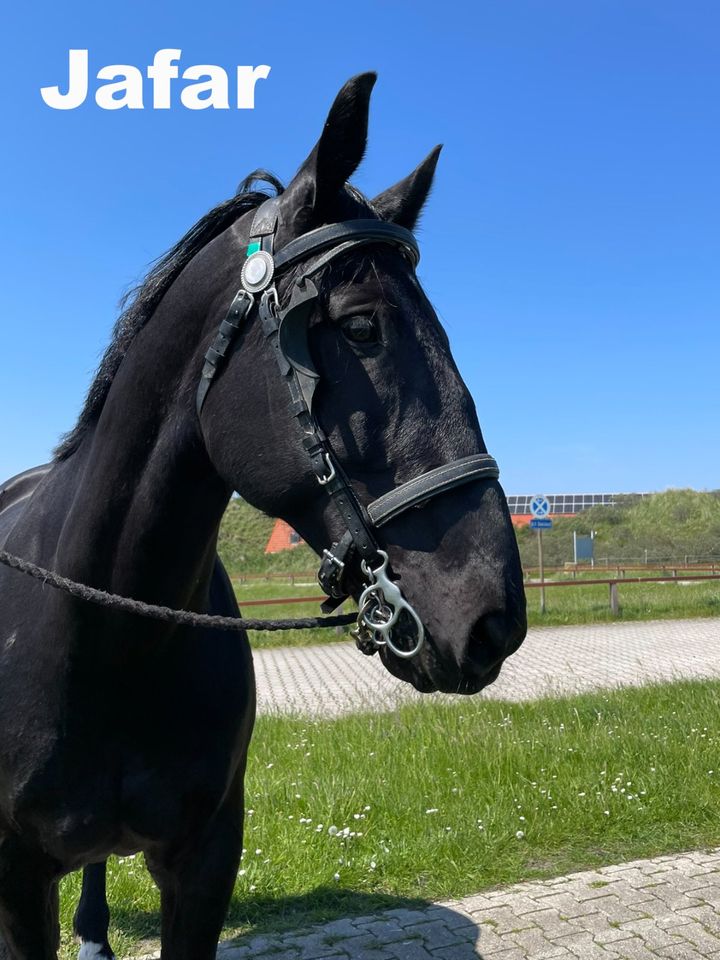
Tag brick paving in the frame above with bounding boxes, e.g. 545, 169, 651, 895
253, 617, 720, 717
213, 849, 720, 959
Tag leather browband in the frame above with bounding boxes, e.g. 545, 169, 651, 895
273, 220, 419, 275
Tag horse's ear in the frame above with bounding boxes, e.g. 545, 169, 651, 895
281, 73, 376, 232
372, 145, 442, 230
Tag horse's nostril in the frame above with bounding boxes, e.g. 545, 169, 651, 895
468, 610, 527, 675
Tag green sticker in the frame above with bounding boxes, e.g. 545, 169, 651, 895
246, 241, 261, 257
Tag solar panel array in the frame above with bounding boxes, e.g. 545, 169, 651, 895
507, 493, 618, 516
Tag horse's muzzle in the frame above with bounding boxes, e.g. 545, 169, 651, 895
380, 607, 527, 695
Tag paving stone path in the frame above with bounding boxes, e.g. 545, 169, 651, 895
253, 617, 720, 717
215, 848, 720, 959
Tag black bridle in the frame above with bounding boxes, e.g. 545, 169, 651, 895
196, 198, 501, 658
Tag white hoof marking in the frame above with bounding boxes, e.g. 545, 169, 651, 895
78, 943, 112, 960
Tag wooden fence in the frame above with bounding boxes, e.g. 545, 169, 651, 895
233, 573, 720, 617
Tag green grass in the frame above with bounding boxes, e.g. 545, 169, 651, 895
231, 580, 357, 649
232, 577, 720, 649
58, 678, 720, 955
525, 576, 720, 626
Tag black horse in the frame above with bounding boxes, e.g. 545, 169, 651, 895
0, 74, 526, 959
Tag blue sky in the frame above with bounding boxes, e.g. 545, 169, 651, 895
1, 1, 717, 494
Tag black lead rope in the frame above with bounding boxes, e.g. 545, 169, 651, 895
0, 550, 356, 633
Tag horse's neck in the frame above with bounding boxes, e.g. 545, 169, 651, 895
60, 427, 228, 611
53, 313, 232, 613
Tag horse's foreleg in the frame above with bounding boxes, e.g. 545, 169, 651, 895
145, 790, 244, 960
0, 834, 60, 960
74, 862, 114, 960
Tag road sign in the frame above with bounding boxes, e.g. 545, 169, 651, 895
530, 518, 553, 530
530, 495, 551, 518
529, 505, 552, 613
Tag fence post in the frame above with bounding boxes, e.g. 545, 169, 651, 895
609, 581, 620, 616
537, 529, 546, 614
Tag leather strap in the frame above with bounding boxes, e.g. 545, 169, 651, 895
196, 290, 253, 415
320, 458, 378, 561
249, 196, 281, 254
274, 220, 419, 275
250, 196, 281, 238
367, 454, 500, 527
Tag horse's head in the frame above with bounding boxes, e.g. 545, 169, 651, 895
200, 74, 526, 694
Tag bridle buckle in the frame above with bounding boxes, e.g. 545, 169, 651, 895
321, 548, 344, 572
316, 452, 336, 486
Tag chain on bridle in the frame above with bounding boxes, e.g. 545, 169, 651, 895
196, 199, 501, 659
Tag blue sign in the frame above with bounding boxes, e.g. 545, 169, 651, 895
574, 533, 594, 561
530, 518, 553, 530
530, 495, 551, 518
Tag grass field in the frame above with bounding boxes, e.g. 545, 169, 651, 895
524, 573, 720, 625
57, 678, 720, 957
232, 580, 355, 648
231, 574, 720, 649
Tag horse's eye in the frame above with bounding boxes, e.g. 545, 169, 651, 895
341, 316, 377, 344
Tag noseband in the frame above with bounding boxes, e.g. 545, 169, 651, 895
196, 198, 500, 659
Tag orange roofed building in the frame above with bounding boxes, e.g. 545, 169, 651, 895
264, 493, 628, 553
264, 519, 304, 554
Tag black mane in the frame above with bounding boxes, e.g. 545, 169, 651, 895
53, 172, 284, 461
